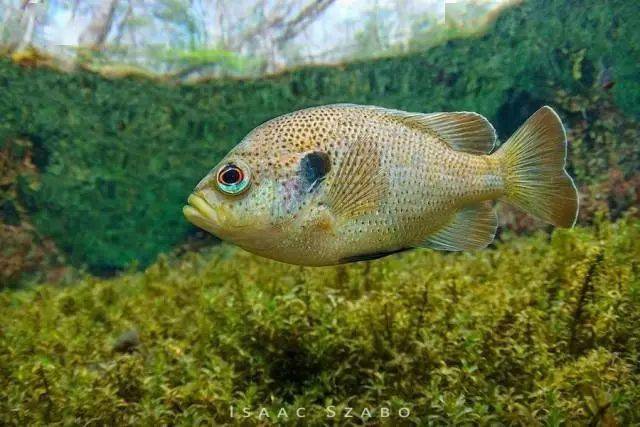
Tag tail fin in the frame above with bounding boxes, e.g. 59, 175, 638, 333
495, 106, 578, 227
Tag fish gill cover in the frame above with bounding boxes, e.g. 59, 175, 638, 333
0, 0, 638, 272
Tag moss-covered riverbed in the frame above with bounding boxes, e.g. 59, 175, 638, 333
1, 217, 639, 425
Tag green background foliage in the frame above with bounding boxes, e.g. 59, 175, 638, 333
1, 217, 638, 424
0, 0, 638, 272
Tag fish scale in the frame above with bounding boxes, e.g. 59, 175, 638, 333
184, 104, 578, 266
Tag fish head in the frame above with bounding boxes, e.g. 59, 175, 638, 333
183, 153, 278, 249
183, 124, 332, 255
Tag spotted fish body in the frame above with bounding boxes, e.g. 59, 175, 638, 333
184, 104, 578, 266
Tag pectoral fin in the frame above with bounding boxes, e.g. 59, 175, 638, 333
421, 202, 497, 251
326, 136, 388, 219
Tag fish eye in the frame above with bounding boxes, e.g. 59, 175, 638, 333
216, 162, 251, 195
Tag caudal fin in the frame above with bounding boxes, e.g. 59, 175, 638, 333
495, 106, 578, 227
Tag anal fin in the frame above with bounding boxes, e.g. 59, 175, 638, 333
421, 202, 497, 251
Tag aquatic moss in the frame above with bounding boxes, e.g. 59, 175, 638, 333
1, 217, 639, 424
0, 0, 638, 271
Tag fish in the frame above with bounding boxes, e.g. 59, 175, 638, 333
183, 104, 578, 266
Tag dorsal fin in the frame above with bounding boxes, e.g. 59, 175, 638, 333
415, 112, 497, 154
340, 104, 496, 154
326, 136, 388, 219
420, 202, 497, 251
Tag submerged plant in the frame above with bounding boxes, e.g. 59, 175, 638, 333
1, 217, 638, 424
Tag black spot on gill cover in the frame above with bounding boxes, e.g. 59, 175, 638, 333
300, 151, 331, 192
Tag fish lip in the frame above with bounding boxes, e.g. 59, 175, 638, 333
183, 192, 250, 231
183, 192, 221, 232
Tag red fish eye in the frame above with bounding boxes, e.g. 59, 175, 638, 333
218, 165, 243, 185
215, 161, 251, 195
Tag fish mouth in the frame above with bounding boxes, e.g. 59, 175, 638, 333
183, 193, 222, 234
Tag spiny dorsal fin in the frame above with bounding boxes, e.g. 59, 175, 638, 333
421, 202, 497, 251
326, 136, 388, 219
345, 104, 496, 154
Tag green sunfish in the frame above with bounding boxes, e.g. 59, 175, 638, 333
183, 104, 578, 266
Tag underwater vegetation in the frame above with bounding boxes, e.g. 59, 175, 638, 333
1, 216, 638, 425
